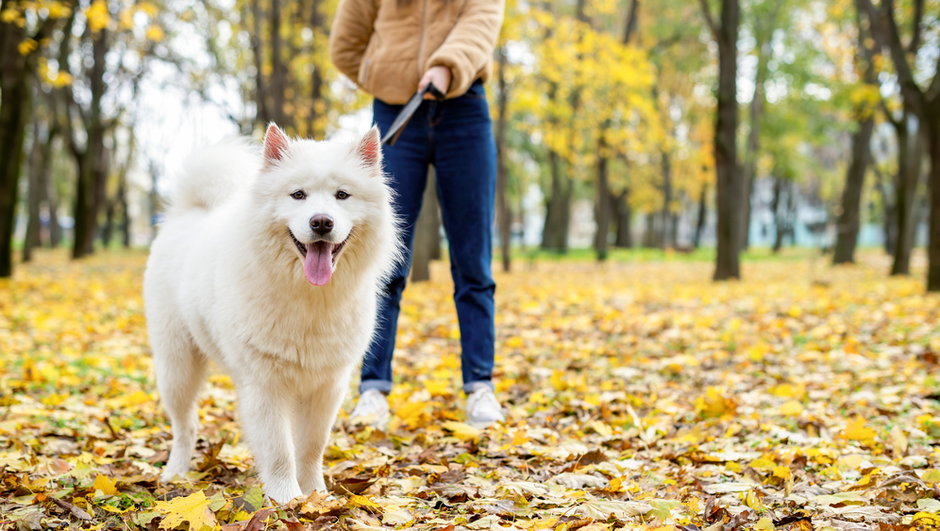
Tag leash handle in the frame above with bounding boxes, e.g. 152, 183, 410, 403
424, 82, 445, 100
381, 83, 447, 146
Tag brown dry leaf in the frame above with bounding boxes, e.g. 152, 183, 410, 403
2, 252, 939, 529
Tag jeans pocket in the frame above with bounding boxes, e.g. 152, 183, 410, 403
460, 80, 486, 99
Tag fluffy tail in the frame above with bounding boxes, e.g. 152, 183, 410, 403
168, 138, 260, 213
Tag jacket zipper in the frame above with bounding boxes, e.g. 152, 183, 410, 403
359, 58, 370, 85
416, 0, 429, 78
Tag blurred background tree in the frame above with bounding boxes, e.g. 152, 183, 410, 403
1, 0, 938, 291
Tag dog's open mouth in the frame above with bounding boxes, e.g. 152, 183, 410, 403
289, 230, 348, 286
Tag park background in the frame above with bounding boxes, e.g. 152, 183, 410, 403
2, 0, 940, 529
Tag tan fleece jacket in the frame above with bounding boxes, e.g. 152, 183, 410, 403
329, 0, 505, 104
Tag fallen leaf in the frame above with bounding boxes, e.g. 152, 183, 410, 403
153, 491, 217, 531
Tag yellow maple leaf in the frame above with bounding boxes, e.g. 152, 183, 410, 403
47, 2, 72, 18
753, 516, 775, 530
137, 2, 158, 16
510, 429, 530, 446
768, 383, 805, 399
741, 489, 763, 511
695, 386, 737, 419
889, 425, 908, 457
17, 38, 37, 55
505, 336, 524, 348
84, 0, 110, 33
841, 416, 877, 444
424, 379, 450, 397
93, 474, 118, 495
913, 512, 940, 526
773, 466, 792, 480
920, 469, 940, 484
778, 400, 804, 416
748, 457, 776, 471
145, 25, 164, 42
441, 421, 482, 441
395, 400, 429, 428
154, 491, 217, 531
347, 494, 379, 509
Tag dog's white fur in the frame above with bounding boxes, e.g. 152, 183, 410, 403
144, 125, 399, 502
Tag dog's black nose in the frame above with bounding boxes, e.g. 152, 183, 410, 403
310, 214, 334, 236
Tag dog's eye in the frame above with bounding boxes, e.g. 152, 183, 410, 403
290, 190, 306, 200
335, 190, 350, 200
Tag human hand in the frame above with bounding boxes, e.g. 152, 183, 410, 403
418, 66, 451, 99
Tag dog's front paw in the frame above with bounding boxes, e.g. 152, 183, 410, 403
264, 482, 304, 504
161, 450, 194, 482
160, 468, 185, 483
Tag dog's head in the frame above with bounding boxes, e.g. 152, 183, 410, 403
252, 123, 396, 287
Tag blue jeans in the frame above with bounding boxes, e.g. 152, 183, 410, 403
360, 80, 497, 395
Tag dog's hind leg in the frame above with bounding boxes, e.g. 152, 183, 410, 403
295, 369, 351, 494
152, 327, 207, 482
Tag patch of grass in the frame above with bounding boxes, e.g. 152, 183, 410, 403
505, 245, 827, 264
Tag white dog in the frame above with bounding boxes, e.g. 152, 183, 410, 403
144, 124, 399, 502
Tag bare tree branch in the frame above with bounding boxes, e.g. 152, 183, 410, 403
622, 0, 639, 45
698, 0, 719, 40
861, 0, 925, 116
650, 32, 688, 57
908, 0, 923, 54
928, 53, 940, 102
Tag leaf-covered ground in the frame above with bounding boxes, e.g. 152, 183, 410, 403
2, 251, 940, 530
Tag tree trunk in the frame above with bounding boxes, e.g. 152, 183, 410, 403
861, 0, 939, 290
833, 116, 875, 264
250, 0, 269, 124
309, 0, 324, 137
872, 165, 897, 255
23, 120, 46, 262
890, 112, 925, 275
642, 212, 658, 248
119, 176, 130, 248
108, 124, 135, 249
740, 27, 774, 253
149, 159, 161, 242
71, 27, 109, 259
927, 119, 940, 291
603, 0, 638, 253
31, 102, 58, 253
0, 10, 33, 277
48, 175, 61, 247
411, 167, 439, 282
541, 150, 571, 252
710, 0, 742, 280
495, 45, 511, 272
270, 0, 286, 127
613, 189, 632, 248
72, 156, 93, 257
771, 176, 784, 253
671, 211, 680, 248
693, 184, 707, 249
594, 136, 611, 261
101, 199, 115, 248
741, 99, 761, 252
660, 150, 672, 249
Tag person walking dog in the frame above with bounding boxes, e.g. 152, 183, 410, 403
330, 0, 506, 428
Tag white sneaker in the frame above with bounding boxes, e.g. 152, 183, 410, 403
466, 384, 505, 428
350, 389, 389, 428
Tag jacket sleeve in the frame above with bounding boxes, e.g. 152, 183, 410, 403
329, 0, 378, 86
425, 0, 505, 98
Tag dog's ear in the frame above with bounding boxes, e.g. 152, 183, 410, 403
263, 123, 290, 168
354, 126, 382, 172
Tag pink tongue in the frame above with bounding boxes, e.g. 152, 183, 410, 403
303, 242, 334, 285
